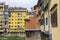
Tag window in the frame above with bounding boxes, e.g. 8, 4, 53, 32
4, 21, 7, 25
18, 22, 20, 24
18, 15, 22, 17
9, 25, 13, 27
12, 16, 14, 17
9, 25, 10, 27
51, 7, 57, 27
0, 21, 2, 23
12, 19, 13, 20
0, 7, 3, 9
0, 25, 3, 26
39, 14, 44, 25
9, 22, 11, 24
18, 12, 22, 15
46, 18, 48, 25
12, 26, 13, 27
18, 19, 22, 20
15, 26, 17, 27
9, 14, 11, 17
18, 22, 22, 24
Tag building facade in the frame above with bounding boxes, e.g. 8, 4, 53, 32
0, 3, 5, 33
7, 7, 27, 36
0, 2, 28, 36
34, 0, 50, 40
34, 0, 60, 40
49, 0, 60, 40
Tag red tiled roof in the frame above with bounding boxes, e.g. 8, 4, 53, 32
25, 17, 37, 29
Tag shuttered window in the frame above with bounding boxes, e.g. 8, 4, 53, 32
46, 18, 48, 25
51, 8, 57, 27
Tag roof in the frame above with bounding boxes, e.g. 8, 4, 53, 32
9, 7, 27, 12
25, 17, 39, 29
9, 7, 27, 10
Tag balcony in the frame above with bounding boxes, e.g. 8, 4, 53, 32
7, 30, 25, 32
0, 7, 4, 11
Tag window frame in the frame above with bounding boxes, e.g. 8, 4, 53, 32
51, 7, 57, 27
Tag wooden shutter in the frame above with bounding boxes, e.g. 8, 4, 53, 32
51, 8, 57, 27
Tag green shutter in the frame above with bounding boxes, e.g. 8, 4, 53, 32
43, 0, 49, 11
38, 10, 41, 15
39, 19, 44, 25
46, 18, 48, 25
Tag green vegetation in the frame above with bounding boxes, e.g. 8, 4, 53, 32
0, 36, 25, 40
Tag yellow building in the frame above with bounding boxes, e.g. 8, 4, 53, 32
8, 7, 27, 34
49, 0, 60, 40
0, 3, 5, 32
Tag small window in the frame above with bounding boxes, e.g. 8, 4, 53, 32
18, 22, 20, 24
12, 26, 13, 27
0, 25, 3, 26
0, 7, 3, 9
12, 16, 14, 17
15, 26, 17, 27
18, 12, 22, 15
9, 25, 10, 27
18, 15, 22, 17
12, 19, 13, 20
9, 22, 11, 24
4, 21, 7, 25
9, 14, 11, 17
18, 19, 22, 20
0, 21, 2, 23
